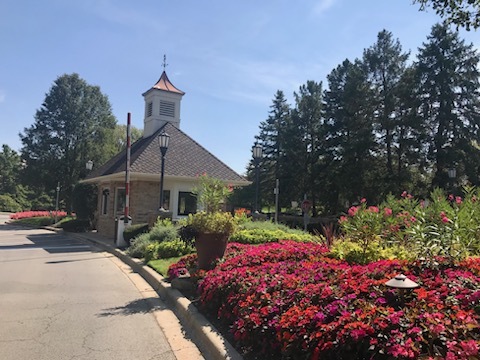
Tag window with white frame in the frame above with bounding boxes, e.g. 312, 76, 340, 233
101, 189, 110, 215
115, 188, 125, 216
177, 192, 196, 216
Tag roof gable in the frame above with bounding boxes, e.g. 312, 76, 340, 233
86, 123, 246, 183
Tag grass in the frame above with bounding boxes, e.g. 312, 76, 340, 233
148, 256, 184, 276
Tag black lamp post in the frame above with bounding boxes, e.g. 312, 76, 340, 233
252, 142, 263, 213
158, 132, 170, 211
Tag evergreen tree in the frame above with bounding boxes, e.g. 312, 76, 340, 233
416, 23, 480, 190
394, 66, 431, 195
20, 73, 117, 212
287, 81, 326, 216
324, 59, 378, 209
363, 30, 410, 189
255, 90, 291, 210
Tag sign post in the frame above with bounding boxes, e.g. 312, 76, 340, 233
301, 199, 312, 231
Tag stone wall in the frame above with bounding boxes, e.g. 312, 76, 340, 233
95, 180, 161, 238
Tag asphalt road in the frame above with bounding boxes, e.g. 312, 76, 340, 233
0, 214, 177, 360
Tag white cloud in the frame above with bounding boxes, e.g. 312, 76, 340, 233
312, 0, 336, 16
198, 55, 328, 106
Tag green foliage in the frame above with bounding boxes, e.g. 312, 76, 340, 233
254, 90, 291, 210
60, 218, 91, 232
126, 232, 154, 258
72, 183, 97, 220
111, 124, 142, 153
231, 219, 321, 244
148, 218, 178, 241
230, 228, 319, 244
0, 194, 22, 212
123, 223, 149, 244
182, 211, 236, 236
192, 174, 232, 213
339, 188, 480, 263
126, 219, 182, 259
0, 144, 21, 195
329, 239, 411, 264
20, 73, 117, 212
11, 216, 57, 227
407, 186, 480, 261
414, 0, 480, 30
416, 23, 480, 189
144, 240, 195, 262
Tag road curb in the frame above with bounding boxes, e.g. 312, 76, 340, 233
63, 230, 242, 360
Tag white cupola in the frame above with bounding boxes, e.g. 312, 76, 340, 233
142, 71, 185, 137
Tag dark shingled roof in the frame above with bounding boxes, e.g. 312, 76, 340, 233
86, 123, 246, 183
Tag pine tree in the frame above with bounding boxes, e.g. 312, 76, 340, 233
287, 81, 326, 215
416, 23, 480, 189
324, 59, 378, 208
255, 90, 291, 210
363, 30, 410, 188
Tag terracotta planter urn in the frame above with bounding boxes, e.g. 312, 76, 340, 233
194, 232, 229, 270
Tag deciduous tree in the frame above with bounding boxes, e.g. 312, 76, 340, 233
20, 73, 117, 212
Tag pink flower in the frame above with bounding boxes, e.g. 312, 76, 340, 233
448, 194, 454, 201
339, 216, 348, 223
368, 206, 379, 213
460, 340, 479, 356
442, 216, 450, 223
384, 207, 393, 216
401, 191, 407, 198
348, 206, 359, 217
360, 198, 367, 204
455, 196, 462, 204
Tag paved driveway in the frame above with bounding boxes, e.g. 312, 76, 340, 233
0, 216, 178, 360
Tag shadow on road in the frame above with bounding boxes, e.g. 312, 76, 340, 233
98, 297, 169, 317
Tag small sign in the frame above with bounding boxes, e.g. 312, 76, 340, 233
301, 199, 312, 212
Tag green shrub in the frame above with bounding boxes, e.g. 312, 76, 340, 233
144, 239, 195, 262
11, 216, 56, 227
148, 221, 178, 242
329, 238, 411, 264
126, 233, 155, 258
0, 194, 22, 212
230, 228, 320, 244
123, 223, 149, 244
60, 219, 91, 232
126, 219, 181, 259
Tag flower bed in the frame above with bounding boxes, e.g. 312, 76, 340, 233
169, 241, 480, 359
10, 210, 67, 220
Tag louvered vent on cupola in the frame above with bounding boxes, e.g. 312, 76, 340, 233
160, 100, 175, 117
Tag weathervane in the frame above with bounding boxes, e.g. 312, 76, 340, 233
162, 54, 168, 71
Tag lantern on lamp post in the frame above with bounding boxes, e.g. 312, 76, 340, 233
158, 132, 170, 212
448, 167, 456, 194
86, 160, 93, 171
252, 142, 263, 213
385, 274, 419, 303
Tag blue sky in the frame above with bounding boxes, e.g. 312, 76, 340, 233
1, 1, 480, 175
